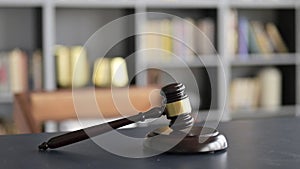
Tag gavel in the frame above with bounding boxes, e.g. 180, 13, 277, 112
39, 83, 227, 153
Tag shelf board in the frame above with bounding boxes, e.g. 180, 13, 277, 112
54, 0, 218, 9
142, 0, 218, 8
230, 105, 295, 120
0, 94, 13, 103
0, 0, 43, 7
231, 53, 297, 66
54, 0, 135, 8
229, 0, 296, 9
145, 55, 219, 68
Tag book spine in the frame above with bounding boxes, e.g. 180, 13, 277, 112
228, 9, 238, 58
251, 21, 274, 55
93, 57, 129, 87
55, 45, 71, 87
265, 22, 288, 53
0, 54, 8, 94
110, 57, 128, 87
32, 50, 43, 91
238, 17, 249, 59
230, 77, 260, 111
182, 18, 195, 60
9, 49, 28, 93
248, 23, 260, 54
93, 58, 111, 87
70, 46, 90, 88
160, 19, 172, 59
258, 67, 281, 110
197, 18, 215, 55
55, 45, 90, 88
171, 18, 185, 59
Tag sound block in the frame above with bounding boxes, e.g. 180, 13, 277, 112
144, 126, 227, 153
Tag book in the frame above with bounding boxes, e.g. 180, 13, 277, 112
93, 58, 111, 87
70, 46, 90, 88
230, 77, 260, 111
9, 49, 28, 93
143, 19, 173, 60
31, 50, 43, 91
265, 22, 288, 53
196, 18, 215, 55
55, 45, 90, 88
110, 57, 129, 87
248, 22, 261, 54
238, 17, 249, 59
250, 21, 274, 55
160, 19, 172, 59
142, 20, 162, 60
0, 53, 10, 95
171, 18, 185, 58
230, 67, 281, 112
55, 45, 71, 87
182, 18, 195, 60
258, 67, 281, 111
228, 9, 238, 57
144, 18, 202, 60
93, 57, 129, 87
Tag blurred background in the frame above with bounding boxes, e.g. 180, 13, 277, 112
0, 0, 299, 134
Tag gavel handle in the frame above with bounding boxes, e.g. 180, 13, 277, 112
38, 107, 163, 150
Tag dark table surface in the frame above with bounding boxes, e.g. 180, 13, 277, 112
1, 117, 300, 169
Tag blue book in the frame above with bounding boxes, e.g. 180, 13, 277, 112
238, 17, 249, 59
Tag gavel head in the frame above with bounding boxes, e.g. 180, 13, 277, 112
161, 83, 194, 131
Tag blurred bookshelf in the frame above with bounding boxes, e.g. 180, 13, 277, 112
0, 0, 299, 133
231, 54, 297, 66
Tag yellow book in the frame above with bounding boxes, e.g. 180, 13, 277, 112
143, 20, 160, 60
93, 58, 111, 87
9, 49, 28, 93
70, 46, 90, 88
143, 21, 156, 50
266, 23, 288, 53
110, 57, 128, 87
160, 19, 172, 59
93, 57, 129, 87
251, 21, 273, 55
55, 45, 71, 87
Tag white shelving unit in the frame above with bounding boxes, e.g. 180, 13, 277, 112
0, 0, 299, 122
231, 54, 297, 66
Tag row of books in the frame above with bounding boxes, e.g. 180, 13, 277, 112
229, 10, 289, 59
141, 17, 215, 61
0, 45, 130, 96
55, 45, 129, 88
0, 49, 42, 96
230, 67, 281, 111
